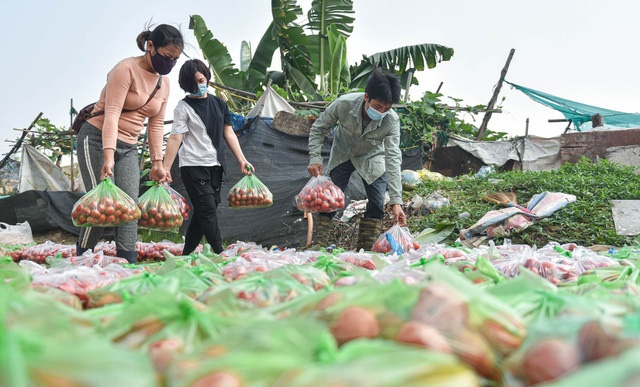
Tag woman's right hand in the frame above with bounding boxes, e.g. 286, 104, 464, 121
100, 160, 114, 180
307, 164, 323, 177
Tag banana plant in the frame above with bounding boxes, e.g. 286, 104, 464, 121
304, 0, 355, 94
270, 0, 319, 99
191, 0, 454, 107
190, 0, 320, 104
349, 43, 455, 89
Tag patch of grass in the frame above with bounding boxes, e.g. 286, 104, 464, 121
138, 229, 184, 244
407, 158, 640, 247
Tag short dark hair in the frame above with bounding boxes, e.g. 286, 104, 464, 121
178, 59, 212, 94
365, 67, 401, 104
136, 24, 184, 52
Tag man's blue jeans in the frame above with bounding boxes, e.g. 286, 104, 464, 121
322, 159, 386, 219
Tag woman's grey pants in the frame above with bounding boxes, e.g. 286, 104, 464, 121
76, 122, 139, 252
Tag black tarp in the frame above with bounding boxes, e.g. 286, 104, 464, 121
0, 190, 114, 238
212, 118, 420, 247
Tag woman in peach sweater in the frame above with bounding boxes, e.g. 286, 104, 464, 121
76, 24, 183, 263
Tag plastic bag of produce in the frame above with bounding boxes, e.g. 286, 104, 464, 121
486, 268, 617, 323
137, 182, 183, 232
20, 241, 75, 264
71, 177, 141, 227
281, 339, 480, 387
47, 250, 128, 269
164, 182, 190, 220
87, 272, 180, 308
166, 318, 337, 387
503, 315, 632, 385
267, 263, 332, 291
200, 270, 316, 308
31, 266, 122, 306
103, 288, 230, 360
0, 294, 156, 387
296, 175, 345, 213
0, 257, 30, 291
0, 221, 33, 245
540, 347, 640, 387
312, 254, 358, 279
372, 224, 420, 254
227, 171, 273, 209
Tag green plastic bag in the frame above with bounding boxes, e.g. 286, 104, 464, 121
138, 182, 184, 232
227, 171, 273, 209
0, 290, 156, 387
71, 177, 141, 227
166, 318, 337, 387
280, 339, 480, 387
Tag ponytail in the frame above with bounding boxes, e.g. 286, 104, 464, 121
136, 30, 152, 51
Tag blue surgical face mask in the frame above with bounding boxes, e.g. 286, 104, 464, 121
366, 105, 388, 121
191, 83, 208, 97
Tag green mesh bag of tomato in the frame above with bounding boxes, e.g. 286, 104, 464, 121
137, 182, 184, 232
164, 183, 190, 220
295, 175, 345, 213
227, 173, 273, 209
371, 224, 420, 254
71, 177, 141, 227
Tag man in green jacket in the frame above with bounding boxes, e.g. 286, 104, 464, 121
307, 67, 406, 250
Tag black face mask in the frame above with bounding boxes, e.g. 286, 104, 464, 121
150, 50, 177, 75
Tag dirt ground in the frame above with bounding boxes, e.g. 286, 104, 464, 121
32, 229, 78, 245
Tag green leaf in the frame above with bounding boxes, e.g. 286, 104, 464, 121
327, 24, 349, 96
249, 21, 279, 88
415, 222, 455, 244
239, 41, 252, 72
189, 15, 242, 89
305, 0, 355, 90
349, 43, 454, 89
271, 0, 318, 99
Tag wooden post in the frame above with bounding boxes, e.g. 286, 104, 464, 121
476, 48, 515, 140
525, 117, 530, 137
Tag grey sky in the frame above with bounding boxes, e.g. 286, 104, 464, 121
2, 0, 639, 158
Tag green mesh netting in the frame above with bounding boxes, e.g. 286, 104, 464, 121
507, 81, 640, 131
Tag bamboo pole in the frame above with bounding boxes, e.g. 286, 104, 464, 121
476, 48, 515, 140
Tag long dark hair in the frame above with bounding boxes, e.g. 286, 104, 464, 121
135, 24, 184, 52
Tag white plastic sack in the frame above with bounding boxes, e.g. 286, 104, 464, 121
19, 144, 71, 192
0, 221, 34, 244
246, 85, 296, 119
